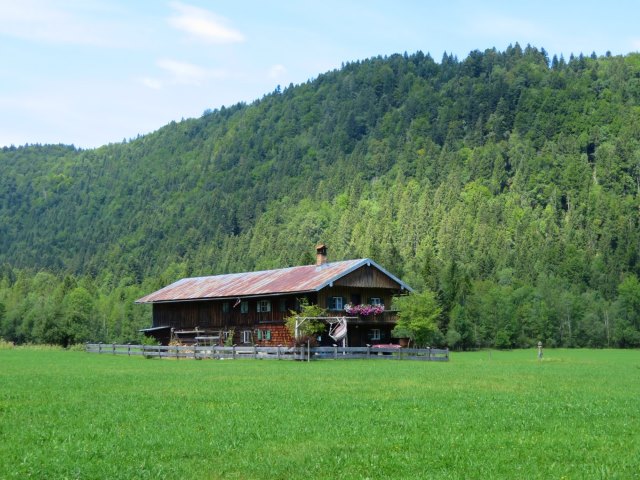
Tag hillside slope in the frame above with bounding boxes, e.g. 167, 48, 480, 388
1, 45, 639, 347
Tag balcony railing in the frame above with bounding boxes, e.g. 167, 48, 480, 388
325, 309, 398, 324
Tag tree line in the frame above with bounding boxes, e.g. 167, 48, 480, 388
1, 44, 639, 348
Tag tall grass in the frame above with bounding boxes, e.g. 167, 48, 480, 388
0, 348, 638, 479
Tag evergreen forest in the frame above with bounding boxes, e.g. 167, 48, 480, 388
1, 44, 639, 349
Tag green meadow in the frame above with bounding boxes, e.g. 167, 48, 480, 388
0, 348, 638, 479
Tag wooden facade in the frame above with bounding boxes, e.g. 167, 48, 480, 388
150, 293, 316, 346
139, 260, 411, 347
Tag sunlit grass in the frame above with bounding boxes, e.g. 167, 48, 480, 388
0, 348, 638, 479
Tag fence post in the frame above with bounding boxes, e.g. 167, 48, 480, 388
366, 344, 371, 359
98, 342, 102, 354
232, 345, 236, 360
112, 343, 116, 355
428, 347, 431, 361
333, 344, 338, 360
127, 343, 131, 356
277, 345, 281, 360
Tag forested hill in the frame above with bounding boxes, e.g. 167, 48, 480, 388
1, 45, 640, 348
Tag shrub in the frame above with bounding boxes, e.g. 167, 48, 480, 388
285, 299, 326, 346
391, 289, 442, 347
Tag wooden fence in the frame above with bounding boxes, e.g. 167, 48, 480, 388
85, 343, 449, 362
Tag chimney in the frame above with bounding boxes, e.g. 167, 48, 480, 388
316, 244, 328, 266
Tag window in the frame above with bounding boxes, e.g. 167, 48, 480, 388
256, 330, 271, 341
242, 330, 252, 344
240, 301, 249, 314
279, 299, 287, 312
257, 300, 271, 312
329, 296, 344, 311
369, 297, 382, 306
222, 302, 230, 313
368, 329, 381, 341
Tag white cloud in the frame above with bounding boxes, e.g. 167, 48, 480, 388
140, 77, 163, 90
0, 0, 124, 46
168, 2, 244, 44
158, 58, 209, 85
268, 64, 287, 80
0, 93, 64, 113
139, 59, 228, 89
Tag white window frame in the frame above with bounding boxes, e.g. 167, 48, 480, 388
242, 330, 252, 344
257, 300, 271, 313
329, 296, 344, 311
240, 301, 249, 314
370, 328, 381, 341
370, 297, 382, 306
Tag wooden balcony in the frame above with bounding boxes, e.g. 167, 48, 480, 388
337, 310, 398, 325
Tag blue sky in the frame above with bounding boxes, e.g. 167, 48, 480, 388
1, 0, 638, 149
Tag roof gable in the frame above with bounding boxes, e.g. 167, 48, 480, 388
135, 258, 412, 304
334, 264, 402, 289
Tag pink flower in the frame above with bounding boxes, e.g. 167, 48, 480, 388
344, 303, 385, 316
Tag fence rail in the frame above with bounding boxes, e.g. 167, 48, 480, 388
85, 343, 449, 362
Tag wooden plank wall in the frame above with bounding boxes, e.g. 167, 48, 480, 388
334, 265, 401, 289
152, 294, 317, 330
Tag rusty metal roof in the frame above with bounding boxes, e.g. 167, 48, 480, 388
135, 258, 411, 304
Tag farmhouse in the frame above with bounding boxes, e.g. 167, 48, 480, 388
136, 245, 412, 347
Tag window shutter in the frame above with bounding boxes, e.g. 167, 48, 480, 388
265, 330, 271, 340
256, 330, 262, 340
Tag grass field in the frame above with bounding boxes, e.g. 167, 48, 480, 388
0, 348, 638, 479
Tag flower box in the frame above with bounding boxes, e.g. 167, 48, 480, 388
344, 303, 385, 316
